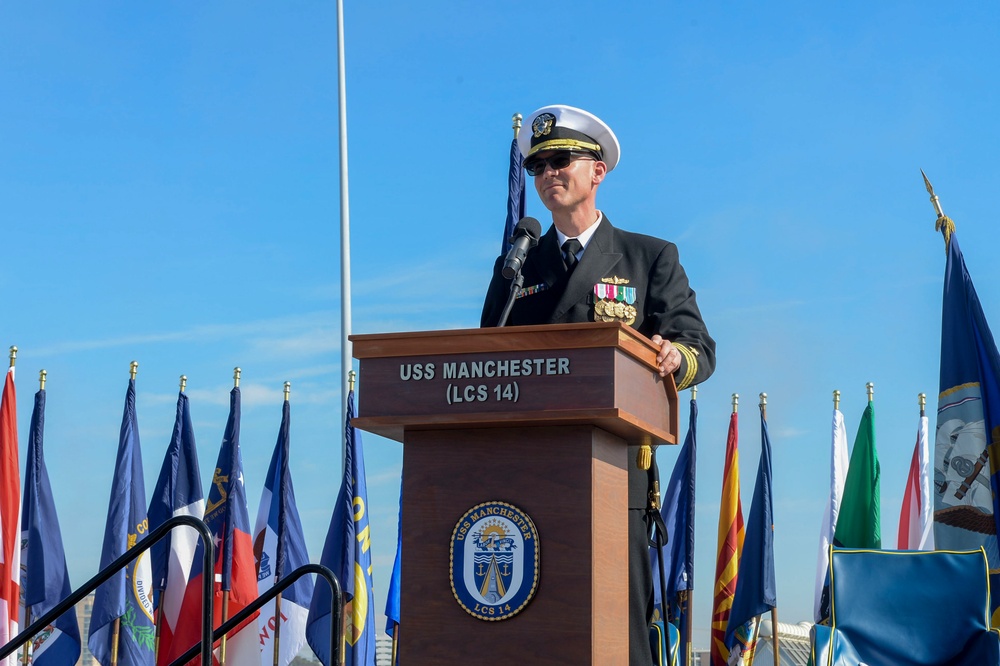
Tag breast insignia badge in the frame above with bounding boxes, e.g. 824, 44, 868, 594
450, 501, 540, 621
594, 276, 637, 325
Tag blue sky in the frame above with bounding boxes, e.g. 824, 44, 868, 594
3, 1, 1000, 651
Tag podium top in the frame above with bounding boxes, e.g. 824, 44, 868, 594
350, 322, 679, 445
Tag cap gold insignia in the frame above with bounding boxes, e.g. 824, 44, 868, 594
593, 277, 637, 325
532, 113, 555, 138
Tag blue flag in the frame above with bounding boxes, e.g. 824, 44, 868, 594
501, 134, 526, 255
934, 230, 1000, 620
20, 387, 82, 665
306, 389, 376, 666
147, 390, 204, 662
89, 377, 155, 666
253, 396, 315, 666
650, 397, 697, 663
724, 404, 776, 651
384, 493, 401, 637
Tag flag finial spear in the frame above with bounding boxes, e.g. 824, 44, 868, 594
348, 369, 357, 393
833, 389, 841, 411
130, 360, 138, 380
233, 367, 241, 388
283, 381, 291, 402
866, 381, 874, 403
732, 392, 739, 414
8, 346, 16, 368
919, 392, 927, 416
759, 392, 768, 419
921, 169, 956, 249
179, 375, 187, 393
39, 369, 46, 391
512, 113, 522, 140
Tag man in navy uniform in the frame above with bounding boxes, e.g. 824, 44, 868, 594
481, 104, 715, 665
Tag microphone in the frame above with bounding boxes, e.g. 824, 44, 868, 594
501, 217, 542, 279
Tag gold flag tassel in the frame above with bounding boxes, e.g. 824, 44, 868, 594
921, 170, 956, 250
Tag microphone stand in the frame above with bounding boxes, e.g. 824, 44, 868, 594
496, 269, 524, 327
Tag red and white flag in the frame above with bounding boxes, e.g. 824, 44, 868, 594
0, 364, 21, 666
898, 413, 935, 550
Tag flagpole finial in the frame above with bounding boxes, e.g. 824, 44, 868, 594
833, 389, 841, 411
919, 392, 927, 416
921, 169, 956, 249
130, 360, 138, 380
512, 113, 522, 139
348, 369, 357, 393
233, 367, 241, 388
8, 346, 16, 368
39, 369, 46, 391
180, 375, 187, 393
283, 381, 291, 401
732, 392, 739, 413
759, 392, 767, 419
691, 385, 697, 401
866, 381, 874, 402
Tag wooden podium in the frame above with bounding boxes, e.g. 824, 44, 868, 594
351, 322, 678, 665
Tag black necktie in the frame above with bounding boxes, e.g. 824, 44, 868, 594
562, 238, 583, 272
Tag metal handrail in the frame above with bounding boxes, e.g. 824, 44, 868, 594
166, 563, 343, 666
0, 514, 215, 665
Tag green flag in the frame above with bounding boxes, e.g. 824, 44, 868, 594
833, 401, 881, 548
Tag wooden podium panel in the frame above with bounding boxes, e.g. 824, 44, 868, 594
350, 323, 678, 666
399, 426, 628, 664
351, 322, 678, 446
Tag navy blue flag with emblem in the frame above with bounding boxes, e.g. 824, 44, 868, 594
724, 404, 776, 652
20, 387, 83, 665
650, 396, 697, 663
501, 133, 526, 255
306, 389, 376, 666
89, 377, 155, 666
934, 230, 1000, 621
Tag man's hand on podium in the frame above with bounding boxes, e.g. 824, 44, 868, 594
650, 334, 681, 378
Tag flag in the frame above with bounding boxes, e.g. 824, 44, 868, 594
933, 231, 1000, 620
20, 386, 82, 665
306, 388, 376, 666
813, 405, 849, 622
710, 411, 744, 666
898, 411, 934, 550
650, 396, 697, 663
253, 396, 314, 666
725, 405, 776, 652
148, 391, 205, 664
162, 386, 259, 665
501, 130, 526, 255
383, 493, 401, 638
88, 377, 155, 666
833, 400, 880, 549
0, 364, 20, 666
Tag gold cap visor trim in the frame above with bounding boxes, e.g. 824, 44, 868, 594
527, 138, 601, 157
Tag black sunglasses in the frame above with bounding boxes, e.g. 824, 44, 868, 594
523, 152, 596, 176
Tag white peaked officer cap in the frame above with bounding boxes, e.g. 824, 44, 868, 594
518, 104, 621, 172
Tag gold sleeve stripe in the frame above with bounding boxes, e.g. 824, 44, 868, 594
674, 343, 698, 391
527, 138, 601, 156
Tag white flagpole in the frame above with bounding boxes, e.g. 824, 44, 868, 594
336, 0, 353, 446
